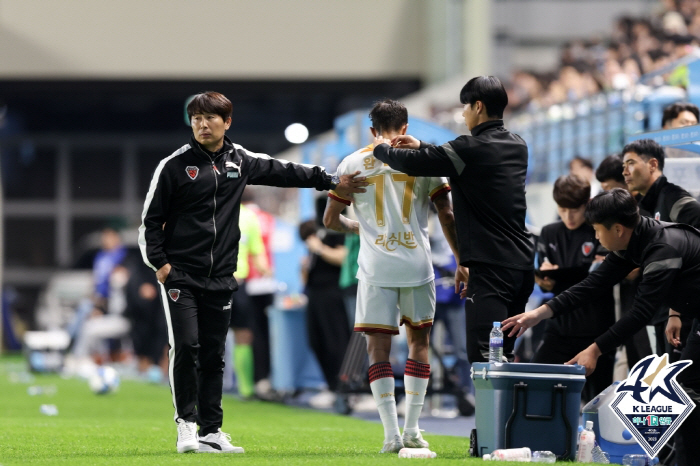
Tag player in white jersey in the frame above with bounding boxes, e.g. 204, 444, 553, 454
324, 100, 460, 454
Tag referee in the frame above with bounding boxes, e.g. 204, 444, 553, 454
372, 76, 534, 363
139, 91, 366, 453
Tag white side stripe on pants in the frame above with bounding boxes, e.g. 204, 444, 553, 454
158, 282, 179, 421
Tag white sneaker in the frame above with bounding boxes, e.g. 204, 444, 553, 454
308, 390, 336, 409
402, 429, 429, 448
380, 434, 404, 453
176, 419, 198, 453
198, 430, 244, 453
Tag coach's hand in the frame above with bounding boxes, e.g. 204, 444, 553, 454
335, 171, 368, 197
373, 135, 393, 147
565, 343, 601, 376
455, 266, 469, 297
390, 135, 420, 149
156, 263, 172, 284
502, 304, 553, 337
666, 312, 682, 347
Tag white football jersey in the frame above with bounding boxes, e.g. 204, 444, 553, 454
330, 145, 450, 287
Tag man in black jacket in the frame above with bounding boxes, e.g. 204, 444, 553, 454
139, 91, 366, 454
533, 175, 614, 402
502, 189, 700, 464
622, 138, 700, 367
372, 76, 534, 364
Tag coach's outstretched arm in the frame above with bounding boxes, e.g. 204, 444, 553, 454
372, 135, 459, 178
239, 145, 368, 197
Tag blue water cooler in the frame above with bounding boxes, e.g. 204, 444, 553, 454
470, 362, 586, 460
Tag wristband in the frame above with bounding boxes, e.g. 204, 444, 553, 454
668, 315, 681, 319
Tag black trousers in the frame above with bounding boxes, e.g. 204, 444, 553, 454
531, 331, 614, 403
464, 262, 535, 363
305, 286, 350, 392
159, 267, 235, 436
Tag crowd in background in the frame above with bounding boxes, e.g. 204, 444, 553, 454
506, 0, 700, 113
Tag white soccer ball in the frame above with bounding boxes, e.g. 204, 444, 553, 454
88, 366, 120, 394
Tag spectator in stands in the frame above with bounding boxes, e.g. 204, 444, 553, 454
569, 156, 600, 197
532, 175, 614, 402
503, 189, 700, 465
662, 102, 699, 129
298, 216, 349, 409
373, 76, 534, 364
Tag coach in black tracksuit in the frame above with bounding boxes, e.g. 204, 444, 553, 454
503, 189, 700, 465
373, 76, 534, 363
139, 92, 365, 453
622, 139, 700, 371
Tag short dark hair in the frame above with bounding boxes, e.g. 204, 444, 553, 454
298, 219, 318, 241
621, 139, 665, 172
186, 91, 233, 123
570, 156, 593, 171
459, 76, 508, 119
553, 175, 590, 208
662, 102, 699, 127
595, 154, 625, 183
584, 188, 640, 229
368, 99, 408, 134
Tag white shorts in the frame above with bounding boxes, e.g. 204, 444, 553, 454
354, 280, 436, 335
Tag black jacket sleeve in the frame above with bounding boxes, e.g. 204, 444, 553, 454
674, 198, 700, 228
546, 252, 635, 318
138, 161, 175, 272
372, 141, 459, 177
241, 148, 332, 190
594, 243, 683, 353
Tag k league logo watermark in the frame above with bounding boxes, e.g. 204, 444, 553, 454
611, 354, 695, 458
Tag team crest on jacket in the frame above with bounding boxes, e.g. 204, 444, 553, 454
185, 166, 199, 180
582, 242, 594, 256
168, 289, 181, 302
655, 212, 661, 221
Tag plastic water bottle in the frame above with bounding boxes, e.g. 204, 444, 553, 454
531, 450, 556, 463
398, 447, 437, 458
576, 420, 596, 463
489, 322, 504, 363
483, 447, 531, 461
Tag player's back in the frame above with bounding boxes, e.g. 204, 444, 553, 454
334, 145, 449, 287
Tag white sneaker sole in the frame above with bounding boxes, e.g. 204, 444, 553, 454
199, 442, 244, 453
177, 442, 199, 453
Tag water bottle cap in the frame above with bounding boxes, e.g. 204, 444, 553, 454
585, 420, 593, 429
493, 322, 501, 327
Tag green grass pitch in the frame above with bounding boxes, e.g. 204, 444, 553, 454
0, 357, 524, 465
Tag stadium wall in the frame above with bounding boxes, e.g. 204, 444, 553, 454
0, 0, 427, 79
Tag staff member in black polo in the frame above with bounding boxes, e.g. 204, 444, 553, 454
372, 76, 534, 363
139, 91, 366, 454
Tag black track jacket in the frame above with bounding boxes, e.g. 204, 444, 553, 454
139, 136, 333, 278
639, 175, 700, 226
546, 217, 700, 354
373, 120, 534, 270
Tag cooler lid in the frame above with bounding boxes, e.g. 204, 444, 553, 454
471, 362, 586, 381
